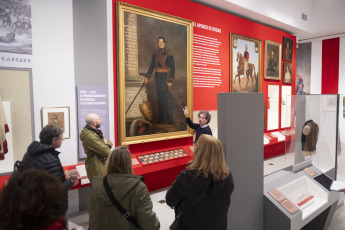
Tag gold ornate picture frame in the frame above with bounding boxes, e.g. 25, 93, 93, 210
230, 33, 261, 92
264, 40, 282, 80
41, 106, 70, 139
117, 2, 193, 145
283, 37, 293, 62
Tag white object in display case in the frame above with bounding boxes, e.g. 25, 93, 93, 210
267, 85, 279, 130
76, 164, 90, 185
271, 131, 285, 141
281, 86, 291, 128
264, 136, 270, 145
330, 181, 345, 191
278, 176, 327, 219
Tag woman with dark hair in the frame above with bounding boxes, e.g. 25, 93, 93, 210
183, 106, 212, 143
166, 135, 234, 230
88, 146, 160, 230
0, 169, 66, 230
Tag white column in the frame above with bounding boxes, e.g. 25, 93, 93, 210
310, 40, 322, 94
31, 0, 77, 165
339, 36, 345, 94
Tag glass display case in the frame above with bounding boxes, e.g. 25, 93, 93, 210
285, 95, 339, 178
264, 165, 340, 230
0, 69, 34, 174
336, 94, 345, 181
264, 95, 342, 229
277, 176, 328, 219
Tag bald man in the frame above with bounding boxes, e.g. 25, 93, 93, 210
80, 113, 113, 183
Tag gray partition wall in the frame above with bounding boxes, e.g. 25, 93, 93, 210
218, 93, 264, 230
73, 0, 109, 86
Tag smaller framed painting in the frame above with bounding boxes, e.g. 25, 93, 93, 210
283, 62, 292, 84
264, 40, 281, 80
283, 37, 293, 61
41, 106, 70, 139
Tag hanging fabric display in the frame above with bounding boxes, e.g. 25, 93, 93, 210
0, 95, 10, 160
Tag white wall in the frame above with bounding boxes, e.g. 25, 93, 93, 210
312, 0, 345, 38
339, 37, 345, 94
224, 0, 312, 32
310, 40, 322, 94
30, 0, 115, 214
306, 35, 345, 145
31, 0, 77, 165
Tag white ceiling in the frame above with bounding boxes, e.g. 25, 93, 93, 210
192, 0, 345, 42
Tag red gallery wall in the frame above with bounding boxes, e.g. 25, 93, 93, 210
113, 0, 296, 148
322, 38, 339, 94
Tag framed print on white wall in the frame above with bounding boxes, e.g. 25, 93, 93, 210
41, 106, 70, 139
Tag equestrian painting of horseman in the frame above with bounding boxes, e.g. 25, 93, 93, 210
264, 40, 281, 80
230, 34, 261, 93
117, 2, 193, 145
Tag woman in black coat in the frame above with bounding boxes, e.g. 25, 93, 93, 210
166, 134, 234, 230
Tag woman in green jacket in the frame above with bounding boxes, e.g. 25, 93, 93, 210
88, 146, 160, 230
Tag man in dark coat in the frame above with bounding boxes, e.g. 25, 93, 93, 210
17, 125, 79, 224
142, 36, 175, 124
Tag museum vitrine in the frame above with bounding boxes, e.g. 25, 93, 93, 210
0, 68, 34, 174
285, 95, 339, 178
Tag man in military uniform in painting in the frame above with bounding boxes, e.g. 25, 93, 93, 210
142, 36, 175, 124
267, 49, 277, 76
243, 44, 249, 76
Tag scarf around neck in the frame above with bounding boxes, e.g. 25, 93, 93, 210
85, 125, 104, 139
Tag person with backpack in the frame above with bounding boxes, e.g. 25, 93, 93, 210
16, 125, 79, 228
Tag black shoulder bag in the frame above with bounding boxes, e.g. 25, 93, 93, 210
103, 175, 142, 230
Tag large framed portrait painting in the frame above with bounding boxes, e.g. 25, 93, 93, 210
117, 2, 193, 145
231, 34, 261, 92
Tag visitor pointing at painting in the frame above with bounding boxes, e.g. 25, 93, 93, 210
183, 106, 212, 143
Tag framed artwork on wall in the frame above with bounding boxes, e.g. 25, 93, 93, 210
283, 37, 293, 62
41, 107, 70, 139
230, 33, 261, 92
117, 2, 193, 145
264, 40, 281, 80
283, 62, 292, 84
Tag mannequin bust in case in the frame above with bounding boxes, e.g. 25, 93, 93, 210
301, 120, 319, 156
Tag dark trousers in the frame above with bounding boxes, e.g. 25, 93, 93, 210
155, 73, 173, 123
